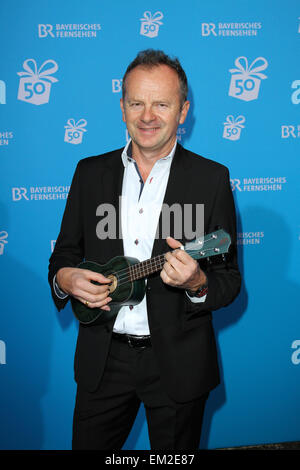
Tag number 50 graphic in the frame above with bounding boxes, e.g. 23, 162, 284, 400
17, 59, 58, 105
229, 56, 268, 102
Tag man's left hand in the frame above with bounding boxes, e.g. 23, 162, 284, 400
160, 236, 207, 292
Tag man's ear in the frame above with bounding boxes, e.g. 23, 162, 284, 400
179, 100, 190, 125
120, 98, 126, 123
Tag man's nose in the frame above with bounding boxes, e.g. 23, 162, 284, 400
140, 105, 155, 122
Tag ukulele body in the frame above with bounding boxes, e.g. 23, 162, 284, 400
70, 256, 146, 325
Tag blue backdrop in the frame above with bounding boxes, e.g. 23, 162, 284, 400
0, 0, 299, 450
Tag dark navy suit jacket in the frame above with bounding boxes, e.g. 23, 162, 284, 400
48, 143, 241, 402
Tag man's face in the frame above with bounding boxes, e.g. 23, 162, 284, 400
120, 65, 189, 158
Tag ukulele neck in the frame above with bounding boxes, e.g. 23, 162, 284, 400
127, 247, 200, 282
127, 229, 230, 282
128, 254, 166, 281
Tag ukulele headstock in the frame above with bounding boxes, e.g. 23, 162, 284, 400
184, 229, 231, 260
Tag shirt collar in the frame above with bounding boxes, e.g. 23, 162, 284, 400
121, 139, 177, 168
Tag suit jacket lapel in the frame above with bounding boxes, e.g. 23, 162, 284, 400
101, 150, 125, 256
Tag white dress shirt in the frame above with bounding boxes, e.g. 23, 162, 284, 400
54, 140, 206, 334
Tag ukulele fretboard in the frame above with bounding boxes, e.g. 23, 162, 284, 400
128, 254, 166, 281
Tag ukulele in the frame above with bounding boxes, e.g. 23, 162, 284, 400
71, 229, 231, 325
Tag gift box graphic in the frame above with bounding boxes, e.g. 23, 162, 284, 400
223, 115, 245, 141
0, 231, 8, 255
140, 11, 163, 38
228, 56, 268, 102
17, 59, 58, 105
64, 119, 87, 145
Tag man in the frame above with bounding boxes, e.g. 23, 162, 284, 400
48, 49, 241, 450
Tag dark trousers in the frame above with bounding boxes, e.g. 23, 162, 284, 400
72, 335, 208, 450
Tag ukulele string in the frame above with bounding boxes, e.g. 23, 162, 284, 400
114, 254, 166, 287
112, 253, 165, 280
110, 248, 208, 288
101, 245, 213, 289
105, 245, 193, 284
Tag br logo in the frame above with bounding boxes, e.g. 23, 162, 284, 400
12, 187, 29, 201
229, 56, 268, 102
112, 79, 122, 93
230, 179, 242, 191
38, 24, 55, 37
201, 23, 217, 36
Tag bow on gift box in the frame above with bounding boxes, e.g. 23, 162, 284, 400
140, 11, 164, 25
17, 59, 59, 83
64, 119, 87, 132
229, 56, 268, 79
223, 115, 245, 128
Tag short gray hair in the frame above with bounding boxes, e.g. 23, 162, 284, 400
122, 49, 188, 106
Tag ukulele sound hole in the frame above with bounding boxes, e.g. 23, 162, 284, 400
107, 274, 118, 293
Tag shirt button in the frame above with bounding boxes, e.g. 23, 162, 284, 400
139, 208, 143, 214
134, 239, 139, 245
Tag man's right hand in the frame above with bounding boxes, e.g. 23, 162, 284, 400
56, 267, 112, 311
